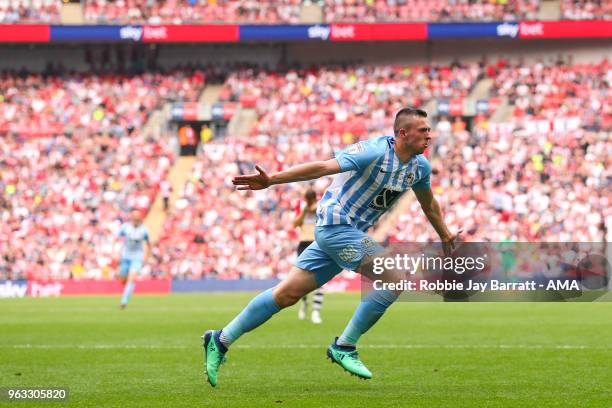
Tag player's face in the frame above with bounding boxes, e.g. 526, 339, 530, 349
131, 212, 142, 226
399, 117, 431, 154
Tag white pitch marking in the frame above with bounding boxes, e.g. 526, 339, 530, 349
4, 344, 607, 350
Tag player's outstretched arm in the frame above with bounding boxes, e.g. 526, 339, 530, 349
232, 159, 341, 191
414, 187, 462, 256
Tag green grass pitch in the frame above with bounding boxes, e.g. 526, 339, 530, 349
1, 293, 611, 407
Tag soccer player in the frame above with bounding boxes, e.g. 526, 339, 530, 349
203, 108, 460, 386
294, 189, 325, 324
117, 210, 151, 309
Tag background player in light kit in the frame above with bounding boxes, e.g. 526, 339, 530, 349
117, 210, 152, 309
294, 189, 325, 324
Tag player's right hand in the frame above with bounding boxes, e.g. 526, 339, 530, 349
233, 165, 271, 190
441, 228, 463, 257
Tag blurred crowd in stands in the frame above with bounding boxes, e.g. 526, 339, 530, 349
377, 61, 611, 244
1, 0, 611, 24
561, 0, 611, 20
0, 58, 609, 280
0, 69, 206, 280
322, 0, 539, 23
0, 0, 59, 24
154, 60, 610, 279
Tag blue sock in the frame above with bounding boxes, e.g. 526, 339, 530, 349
121, 282, 135, 305
220, 288, 280, 347
337, 289, 398, 347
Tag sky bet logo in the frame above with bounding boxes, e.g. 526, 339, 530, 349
331, 25, 356, 39
307, 25, 330, 40
519, 22, 545, 37
496, 23, 519, 38
119, 26, 143, 41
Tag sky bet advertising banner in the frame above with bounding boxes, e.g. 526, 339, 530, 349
0, 21, 608, 43
428, 20, 612, 39
239, 24, 332, 41
49, 24, 238, 42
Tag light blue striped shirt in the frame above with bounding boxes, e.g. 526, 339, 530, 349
316, 135, 431, 232
118, 223, 150, 260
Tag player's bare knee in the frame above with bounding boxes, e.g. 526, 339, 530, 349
273, 286, 303, 308
273, 266, 317, 308
273, 284, 310, 308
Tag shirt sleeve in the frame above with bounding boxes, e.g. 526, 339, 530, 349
412, 157, 432, 191
335, 141, 382, 172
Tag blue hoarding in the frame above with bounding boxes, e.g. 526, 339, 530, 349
172, 279, 280, 293
428, 22, 520, 39
239, 24, 330, 41
51, 25, 143, 41
0, 280, 28, 298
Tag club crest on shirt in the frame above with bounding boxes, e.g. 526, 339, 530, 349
361, 237, 378, 257
406, 172, 415, 186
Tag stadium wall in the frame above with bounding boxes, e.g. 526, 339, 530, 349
286, 38, 612, 64
0, 38, 610, 72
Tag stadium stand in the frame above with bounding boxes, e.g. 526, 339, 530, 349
83, 0, 541, 24
83, 0, 303, 25
322, 0, 539, 23
156, 63, 481, 279
3, 0, 611, 24
388, 59, 611, 243
0, 69, 206, 280
561, 0, 612, 20
0, 0, 60, 23
219, 64, 481, 139
0, 51, 609, 280
2, 0, 612, 24
156, 60, 610, 279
